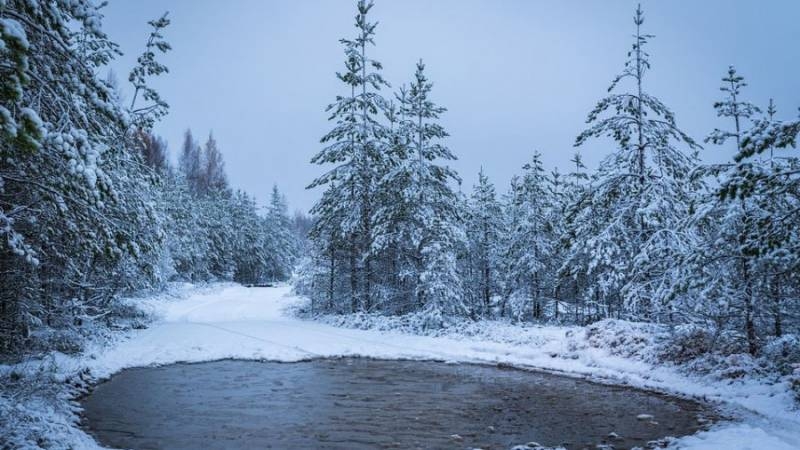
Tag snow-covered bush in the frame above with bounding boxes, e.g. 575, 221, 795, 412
26, 330, 85, 355
686, 352, 767, 379
790, 364, 800, 403
0, 360, 95, 450
659, 325, 778, 379
319, 310, 459, 335
660, 324, 716, 364
761, 334, 800, 376
584, 319, 664, 362
313, 308, 555, 347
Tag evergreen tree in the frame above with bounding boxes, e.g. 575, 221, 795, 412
558, 153, 594, 323
128, 12, 171, 131
308, 0, 389, 312
503, 152, 555, 320
197, 132, 228, 195
687, 69, 800, 353
466, 169, 504, 317
374, 60, 464, 317
179, 129, 202, 194
702, 67, 763, 354
0, 3, 170, 352
566, 4, 700, 319
264, 185, 298, 282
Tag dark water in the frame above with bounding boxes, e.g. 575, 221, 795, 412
81, 358, 713, 450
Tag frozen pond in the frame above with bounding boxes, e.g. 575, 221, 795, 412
81, 358, 713, 449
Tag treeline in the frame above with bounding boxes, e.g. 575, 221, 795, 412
165, 129, 297, 285
300, 1, 799, 357
0, 2, 297, 355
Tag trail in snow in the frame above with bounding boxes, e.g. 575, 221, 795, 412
86, 284, 800, 450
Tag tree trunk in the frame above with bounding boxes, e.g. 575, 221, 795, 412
328, 245, 335, 311
350, 243, 358, 314
741, 259, 758, 356
771, 278, 782, 338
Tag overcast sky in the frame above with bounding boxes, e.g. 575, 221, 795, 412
102, 0, 800, 212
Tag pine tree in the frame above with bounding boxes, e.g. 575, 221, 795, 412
736, 105, 800, 267
308, 0, 389, 312
306, 183, 349, 311
0, 3, 171, 352
128, 12, 171, 131
558, 153, 593, 323
503, 152, 554, 320
374, 60, 464, 317
567, 4, 700, 320
466, 169, 504, 317
692, 70, 800, 352
264, 185, 298, 282
703, 67, 764, 353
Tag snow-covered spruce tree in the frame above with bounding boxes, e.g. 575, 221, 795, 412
308, 0, 389, 312
229, 190, 290, 286
0, 2, 171, 353
566, 4, 700, 321
373, 60, 466, 319
162, 129, 210, 281
502, 152, 556, 320
465, 169, 505, 318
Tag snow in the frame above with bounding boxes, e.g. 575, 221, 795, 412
0, 18, 29, 49
3, 283, 799, 449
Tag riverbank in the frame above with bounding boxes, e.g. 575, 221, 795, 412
1, 284, 798, 449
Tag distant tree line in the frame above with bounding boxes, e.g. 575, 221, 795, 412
0, 2, 297, 356
300, 1, 800, 357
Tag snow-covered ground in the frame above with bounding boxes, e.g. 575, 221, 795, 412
2, 284, 799, 449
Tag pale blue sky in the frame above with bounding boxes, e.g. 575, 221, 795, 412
102, 0, 800, 211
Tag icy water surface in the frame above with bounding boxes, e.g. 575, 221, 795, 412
82, 358, 713, 450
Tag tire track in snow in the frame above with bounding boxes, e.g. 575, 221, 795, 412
187, 321, 323, 358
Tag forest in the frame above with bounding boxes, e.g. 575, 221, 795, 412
0, 0, 795, 370
0, 3, 299, 356
0, 0, 796, 364
298, 1, 800, 363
